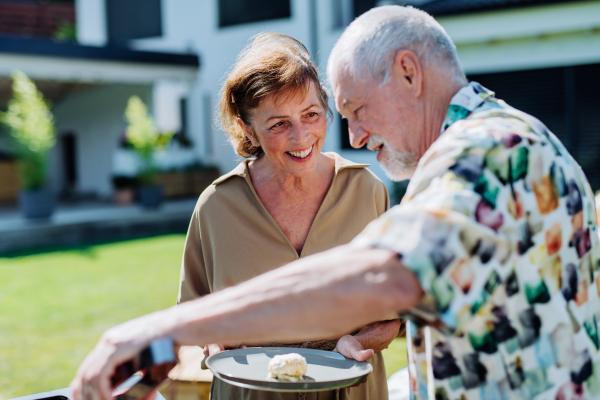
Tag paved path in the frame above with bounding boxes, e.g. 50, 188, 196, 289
0, 199, 197, 253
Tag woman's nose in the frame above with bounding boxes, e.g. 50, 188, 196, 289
349, 122, 369, 149
291, 124, 311, 144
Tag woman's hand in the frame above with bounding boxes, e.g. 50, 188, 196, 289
203, 343, 247, 357
334, 320, 401, 361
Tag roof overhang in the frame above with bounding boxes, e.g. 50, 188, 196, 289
435, 0, 600, 74
0, 37, 200, 84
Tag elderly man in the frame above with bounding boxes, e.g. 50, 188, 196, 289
72, 5, 600, 400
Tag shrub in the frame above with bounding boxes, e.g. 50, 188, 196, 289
0, 71, 55, 190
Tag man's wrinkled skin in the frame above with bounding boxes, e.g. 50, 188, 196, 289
71, 247, 422, 400
204, 319, 401, 361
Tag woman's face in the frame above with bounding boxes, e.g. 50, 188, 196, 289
244, 82, 328, 178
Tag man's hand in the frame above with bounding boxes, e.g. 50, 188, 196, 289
334, 320, 401, 361
70, 246, 422, 400
70, 329, 148, 400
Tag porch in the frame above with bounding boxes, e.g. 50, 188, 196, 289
0, 198, 197, 254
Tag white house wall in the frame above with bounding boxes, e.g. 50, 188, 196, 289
75, 0, 107, 47
74, 0, 600, 195
0, 53, 197, 84
50, 84, 153, 197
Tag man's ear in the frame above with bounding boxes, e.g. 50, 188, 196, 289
392, 50, 423, 97
237, 118, 260, 147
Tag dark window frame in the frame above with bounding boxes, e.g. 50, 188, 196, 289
218, 0, 291, 28
106, 0, 163, 46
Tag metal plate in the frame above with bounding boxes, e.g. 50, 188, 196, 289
205, 347, 373, 392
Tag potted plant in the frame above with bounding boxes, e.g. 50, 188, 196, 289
124, 96, 172, 208
0, 71, 56, 219
112, 175, 137, 205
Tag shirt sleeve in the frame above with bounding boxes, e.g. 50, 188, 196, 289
177, 205, 211, 304
351, 117, 548, 334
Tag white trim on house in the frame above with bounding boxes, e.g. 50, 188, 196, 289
0, 54, 197, 84
438, 1, 600, 74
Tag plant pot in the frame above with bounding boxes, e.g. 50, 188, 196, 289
19, 187, 55, 219
114, 188, 135, 205
138, 185, 164, 209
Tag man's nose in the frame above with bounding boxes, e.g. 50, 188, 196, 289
349, 122, 369, 149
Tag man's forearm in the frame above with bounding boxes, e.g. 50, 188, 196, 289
72, 245, 423, 400
165, 245, 422, 347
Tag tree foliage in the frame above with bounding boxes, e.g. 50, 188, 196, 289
0, 71, 55, 190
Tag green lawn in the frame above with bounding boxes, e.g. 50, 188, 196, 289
0, 235, 406, 399
382, 337, 407, 379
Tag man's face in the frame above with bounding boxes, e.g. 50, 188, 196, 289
333, 72, 421, 181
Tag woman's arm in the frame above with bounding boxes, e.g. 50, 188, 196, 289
178, 206, 211, 303
330, 178, 396, 361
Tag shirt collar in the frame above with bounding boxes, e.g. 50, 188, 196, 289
212, 152, 369, 186
440, 82, 495, 135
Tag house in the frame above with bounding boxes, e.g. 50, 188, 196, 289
1, 0, 599, 202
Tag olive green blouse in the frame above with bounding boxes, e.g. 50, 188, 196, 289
177, 152, 390, 400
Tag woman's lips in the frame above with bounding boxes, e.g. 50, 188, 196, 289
286, 145, 313, 161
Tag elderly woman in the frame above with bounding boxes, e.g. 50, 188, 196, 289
177, 33, 398, 400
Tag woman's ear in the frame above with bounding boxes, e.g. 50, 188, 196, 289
237, 118, 260, 147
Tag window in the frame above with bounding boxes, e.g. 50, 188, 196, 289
106, 0, 162, 45
332, 0, 353, 29
469, 63, 600, 190
218, 0, 291, 28
353, 0, 377, 18
339, 112, 363, 150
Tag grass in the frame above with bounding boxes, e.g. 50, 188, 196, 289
0, 235, 185, 399
382, 338, 407, 379
0, 234, 407, 399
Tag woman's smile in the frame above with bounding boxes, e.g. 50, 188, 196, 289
286, 144, 313, 161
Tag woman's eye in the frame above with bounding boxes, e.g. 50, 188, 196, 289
270, 121, 285, 130
307, 112, 318, 118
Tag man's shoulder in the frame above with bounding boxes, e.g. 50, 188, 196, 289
428, 104, 552, 163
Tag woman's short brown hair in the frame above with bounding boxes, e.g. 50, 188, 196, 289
218, 33, 332, 158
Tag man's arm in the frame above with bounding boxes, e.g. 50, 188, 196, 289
71, 245, 423, 400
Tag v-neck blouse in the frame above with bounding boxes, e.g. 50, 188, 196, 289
177, 152, 389, 301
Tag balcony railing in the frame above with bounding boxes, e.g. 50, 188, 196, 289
0, 1, 75, 40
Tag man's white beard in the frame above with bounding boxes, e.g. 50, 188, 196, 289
369, 135, 418, 181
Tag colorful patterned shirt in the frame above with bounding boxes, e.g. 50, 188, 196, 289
352, 82, 600, 399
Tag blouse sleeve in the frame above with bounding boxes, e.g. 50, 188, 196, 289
177, 205, 211, 304
351, 117, 549, 334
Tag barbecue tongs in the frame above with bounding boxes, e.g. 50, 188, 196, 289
110, 338, 178, 400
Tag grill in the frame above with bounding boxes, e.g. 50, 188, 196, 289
9, 338, 177, 400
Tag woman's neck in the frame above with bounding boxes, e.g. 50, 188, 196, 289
248, 153, 335, 196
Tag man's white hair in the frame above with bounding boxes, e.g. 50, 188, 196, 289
327, 5, 465, 86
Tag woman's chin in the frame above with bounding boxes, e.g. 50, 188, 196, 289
282, 152, 319, 177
